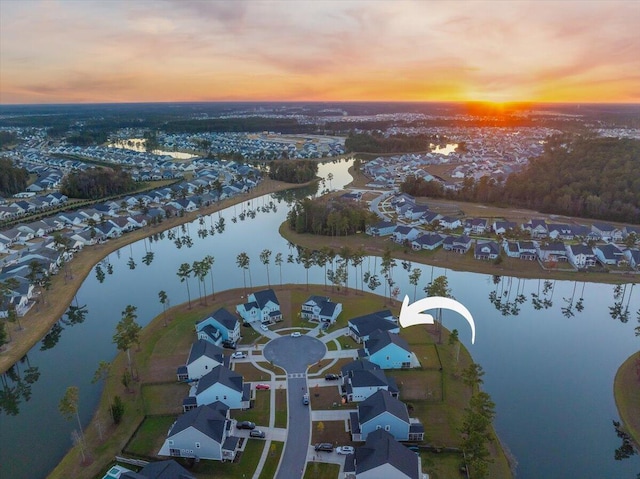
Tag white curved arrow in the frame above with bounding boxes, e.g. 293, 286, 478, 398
399, 295, 476, 344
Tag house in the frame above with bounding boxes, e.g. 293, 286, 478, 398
624, 249, 640, 269
342, 368, 399, 403
438, 216, 462, 230
548, 223, 575, 241
493, 220, 517, 235
183, 365, 250, 411
158, 403, 239, 461
197, 307, 241, 345
300, 295, 342, 323
392, 226, 420, 244
404, 205, 430, 221
537, 241, 568, 263
348, 310, 399, 344
474, 240, 500, 260
594, 244, 625, 266
349, 390, 423, 442
442, 235, 472, 254
591, 222, 622, 242
411, 233, 444, 251
176, 340, 225, 382
567, 244, 597, 269
236, 289, 282, 324
464, 218, 488, 235
121, 459, 196, 479
360, 329, 414, 369
523, 219, 548, 238
346, 429, 421, 479
505, 240, 537, 260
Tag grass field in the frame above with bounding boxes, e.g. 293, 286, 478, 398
613, 351, 640, 449
304, 462, 340, 479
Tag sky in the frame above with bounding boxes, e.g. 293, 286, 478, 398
1, 0, 639, 104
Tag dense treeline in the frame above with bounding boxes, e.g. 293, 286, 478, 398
268, 160, 318, 183
163, 118, 314, 134
400, 136, 640, 224
287, 197, 376, 235
0, 158, 29, 196
60, 168, 137, 199
345, 132, 445, 153
0, 132, 19, 150
66, 128, 111, 146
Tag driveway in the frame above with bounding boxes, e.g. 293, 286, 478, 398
263, 335, 326, 479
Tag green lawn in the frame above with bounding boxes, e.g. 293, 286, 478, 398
141, 383, 188, 415
304, 462, 340, 479
231, 390, 270, 427
124, 415, 177, 457
274, 389, 288, 428
258, 441, 284, 479
191, 439, 265, 479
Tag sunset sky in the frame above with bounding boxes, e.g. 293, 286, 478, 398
1, 0, 639, 104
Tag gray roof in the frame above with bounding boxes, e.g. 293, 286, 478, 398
348, 310, 396, 338
364, 329, 411, 356
209, 307, 239, 330
187, 340, 224, 366
168, 403, 229, 443
355, 429, 418, 479
341, 359, 380, 377
196, 365, 243, 394
121, 460, 196, 479
251, 289, 279, 308
358, 390, 409, 424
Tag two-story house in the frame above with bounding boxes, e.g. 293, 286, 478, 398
300, 295, 342, 324
236, 289, 282, 324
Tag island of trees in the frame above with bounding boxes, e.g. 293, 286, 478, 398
400, 136, 640, 224
286, 196, 376, 235
268, 159, 318, 183
60, 167, 137, 199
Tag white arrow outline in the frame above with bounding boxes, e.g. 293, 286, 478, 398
399, 295, 476, 344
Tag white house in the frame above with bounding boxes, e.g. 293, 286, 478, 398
183, 365, 250, 412
236, 289, 282, 324
300, 295, 342, 323
567, 244, 597, 269
176, 340, 225, 382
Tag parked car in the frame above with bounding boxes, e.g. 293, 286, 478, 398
255, 383, 270, 390
260, 324, 269, 331
302, 393, 310, 405
290, 331, 302, 337
231, 352, 247, 359
336, 446, 354, 455
314, 443, 334, 452
236, 421, 255, 430
221, 340, 236, 350
321, 322, 330, 330
325, 374, 340, 381
249, 429, 266, 438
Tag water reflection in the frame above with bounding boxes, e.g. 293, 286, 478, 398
0, 356, 40, 416
488, 276, 528, 316
612, 420, 638, 461
610, 283, 636, 323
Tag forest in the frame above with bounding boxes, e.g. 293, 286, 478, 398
287, 196, 376, 235
0, 158, 29, 196
60, 167, 137, 199
268, 160, 318, 183
0, 132, 19, 150
400, 136, 640, 224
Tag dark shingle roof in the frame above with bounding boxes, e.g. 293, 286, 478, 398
341, 359, 380, 376
122, 459, 196, 479
168, 403, 229, 443
358, 390, 409, 424
365, 329, 410, 356
348, 311, 396, 338
355, 429, 418, 479
196, 365, 243, 394
209, 307, 239, 330
251, 289, 279, 308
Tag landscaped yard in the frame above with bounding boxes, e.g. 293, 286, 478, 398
141, 383, 188, 415
124, 415, 177, 457
233, 361, 275, 382
311, 420, 352, 446
231, 389, 270, 427
309, 384, 343, 409
190, 439, 265, 479
304, 462, 341, 479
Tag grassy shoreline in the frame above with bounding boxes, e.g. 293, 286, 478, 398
49, 284, 513, 479
613, 351, 640, 450
0, 178, 310, 374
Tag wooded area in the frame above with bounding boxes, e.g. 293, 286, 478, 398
0, 158, 28, 196
268, 160, 318, 183
286, 196, 375, 235
60, 168, 137, 199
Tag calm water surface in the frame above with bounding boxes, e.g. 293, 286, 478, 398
0, 159, 638, 479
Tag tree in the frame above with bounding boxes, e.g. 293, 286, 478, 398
204, 255, 215, 298
409, 268, 422, 302
113, 305, 141, 378
236, 252, 251, 293
300, 248, 314, 290
274, 252, 283, 286
0, 322, 7, 350
59, 386, 84, 441
424, 275, 453, 343
158, 290, 169, 326
192, 260, 208, 305
260, 249, 272, 287
462, 362, 485, 392
177, 262, 193, 309
111, 395, 125, 424
91, 361, 113, 421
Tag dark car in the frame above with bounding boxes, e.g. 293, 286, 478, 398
325, 374, 340, 381
314, 443, 334, 452
249, 429, 266, 438
321, 322, 330, 330
222, 340, 236, 350
236, 421, 256, 430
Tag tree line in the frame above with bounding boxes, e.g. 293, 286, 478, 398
400, 135, 640, 224
0, 158, 29, 196
268, 160, 318, 183
60, 167, 137, 199
286, 197, 376, 236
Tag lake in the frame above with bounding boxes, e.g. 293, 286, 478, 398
0, 158, 638, 479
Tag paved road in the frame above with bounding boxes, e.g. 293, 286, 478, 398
263, 335, 326, 479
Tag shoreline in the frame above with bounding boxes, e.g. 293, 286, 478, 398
613, 351, 640, 451
0, 178, 311, 374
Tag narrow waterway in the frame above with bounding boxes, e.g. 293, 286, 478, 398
0, 159, 638, 479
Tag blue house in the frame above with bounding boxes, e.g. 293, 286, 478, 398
196, 307, 241, 345
360, 329, 414, 369
366, 220, 396, 237
349, 390, 423, 442
236, 289, 282, 324
347, 429, 422, 479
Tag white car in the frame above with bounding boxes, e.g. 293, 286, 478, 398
290, 332, 302, 338
231, 352, 247, 359
336, 446, 355, 455
260, 324, 269, 331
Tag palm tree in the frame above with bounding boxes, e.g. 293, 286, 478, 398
409, 268, 422, 302
424, 275, 453, 343
260, 249, 272, 287
177, 263, 193, 309
339, 246, 352, 293
236, 253, 250, 294
274, 253, 283, 286
300, 248, 314, 290
350, 248, 365, 294
204, 255, 215, 298
158, 290, 168, 327
113, 305, 141, 377
192, 260, 208, 305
